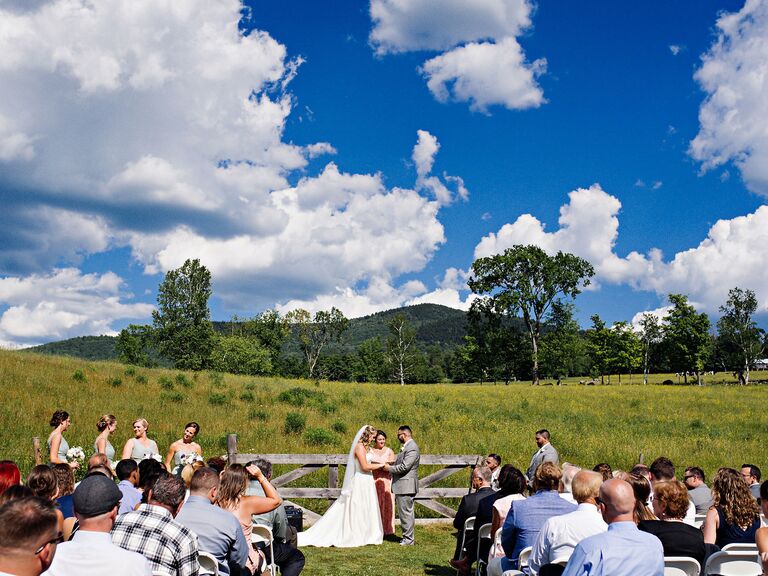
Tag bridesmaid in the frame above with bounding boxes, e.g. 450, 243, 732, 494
371, 429, 396, 536
121, 418, 159, 463
164, 422, 202, 470
94, 414, 117, 465
47, 410, 78, 469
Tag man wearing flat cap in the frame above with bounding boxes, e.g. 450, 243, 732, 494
43, 474, 151, 576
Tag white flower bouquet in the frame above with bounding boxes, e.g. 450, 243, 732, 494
143, 453, 163, 462
182, 453, 204, 466
66, 446, 85, 462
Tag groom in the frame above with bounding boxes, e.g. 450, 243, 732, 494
384, 425, 420, 546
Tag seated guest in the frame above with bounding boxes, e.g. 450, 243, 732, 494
0, 497, 61, 576
703, 467, 761, 548
754, 481, 768, 575
52, 463, 76, 519
684, 466, 714, 514
207, 456, 227, 474
112, 473, 199, 576
486, 454, 502, 490
490, 462, 576, 576
626, 473, 656, 523
562, 479, 664, 576
741, 464, 762, 500
27, 464, 59, 501
248, 458, 306, 576
176, 467, 249, 576
0, 460, 21, 494
593, 463, 612, 482
116, 459, 142, 515
138, 458, 165, 504
559, 464, 580, 505
449, 466, 495, 574
529, 471, 607, 576
487, 465, 528, 562
0, 484, 34, 506
42, 474, 151, 575
640, 480, 706, 566
630, 463, 651, 482
650, 456, 695, 525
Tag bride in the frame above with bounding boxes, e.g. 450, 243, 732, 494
298, 425, 385, 547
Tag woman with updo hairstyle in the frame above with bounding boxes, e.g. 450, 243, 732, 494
639, 480, 706, 565
626, 472, 656, 523
122, 418, 159, 463
94, 414, 117, 464
0, 460, 21, 495
165, 422, 202, 471
703, 467, 761, 548
216, 463, 282, 575
27, 464, 58, 501
47, 409, 78, 468
52, 463, 76, 519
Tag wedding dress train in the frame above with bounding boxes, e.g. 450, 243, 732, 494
297, 426, 384, 547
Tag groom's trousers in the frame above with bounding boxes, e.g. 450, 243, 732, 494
396, 493, 416, 544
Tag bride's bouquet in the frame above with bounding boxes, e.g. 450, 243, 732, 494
66, 446, 85, 463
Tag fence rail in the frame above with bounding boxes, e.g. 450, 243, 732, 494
226, 434, 482, 523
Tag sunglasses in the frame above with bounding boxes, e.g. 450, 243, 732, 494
34, 533, 64, 555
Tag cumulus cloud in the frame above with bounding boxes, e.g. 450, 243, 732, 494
474, 184, 768, 313
0, 268, 153, 347
369, 0, 545, 112
413, 130, 439, 180
690, 0, 768, 196
411, 130, 469, 205
669, 44, 681, 56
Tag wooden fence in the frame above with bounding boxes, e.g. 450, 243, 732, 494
227, 434, 482, 524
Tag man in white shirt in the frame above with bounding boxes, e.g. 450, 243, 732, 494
529, 470, 607, 575
43, 474, 151, 576
486, 454, 502, 491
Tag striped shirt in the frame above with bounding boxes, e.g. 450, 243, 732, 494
111, 504, 200, 576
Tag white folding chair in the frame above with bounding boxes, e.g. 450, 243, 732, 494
518, 546, 533, 571
694, 514, 707, 528
251, 524, 278, 576
475, 523, 492, 576
703, 550, 761, 576
722, 543, 759, 553
455, 515, 476, 574
198, 551, 219, 576
664, 556, 701, 576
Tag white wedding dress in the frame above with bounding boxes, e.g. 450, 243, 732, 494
297, 426, 384, 547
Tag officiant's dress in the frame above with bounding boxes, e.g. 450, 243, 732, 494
297, 452, 383, 547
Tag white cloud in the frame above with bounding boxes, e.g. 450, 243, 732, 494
421, 37, 546, 112
690, 0, 768, 196
652, 181, 663, 190
474, 184, 768, 314
669, 45, 681, 56
369, 0, 544, 112
411, 130, 468, 205
413, 130, 439, 180
0, 268, 153, 347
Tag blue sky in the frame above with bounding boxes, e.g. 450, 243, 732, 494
1, 0, 767, 346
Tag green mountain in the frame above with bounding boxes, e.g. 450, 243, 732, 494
26, 303, 469, 361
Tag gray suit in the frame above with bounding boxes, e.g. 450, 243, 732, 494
389, 439, 420, 544
526, 442, 559, 481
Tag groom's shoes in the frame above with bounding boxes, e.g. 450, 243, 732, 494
399, 539, 414, 546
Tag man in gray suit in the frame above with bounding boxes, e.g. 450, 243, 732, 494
526, 429, 559, 482
384, 425, 421, 546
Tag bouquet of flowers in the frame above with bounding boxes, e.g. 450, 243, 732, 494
143, 453, 163, 462
66, 446, 85, 463
182, 453, 204, 466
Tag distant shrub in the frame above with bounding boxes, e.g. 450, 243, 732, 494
175, 373, 191, 388
249, 409, 268, 421
135, 374, 148, 385
331, 421, 347, 434
284, 412, 306, 435
305, 427, 335, 445
376, 407, 399, 423
239, 391, 255, 402
278, 387, 326, 407
245, 382, 256, 391
108, 377, 122, 387
158, 376, 174, 390
124, 367, 137, 377
208, 392, 227, 406
209, 372, 224, 387
72, 369, 86, 383
690, 419, 704, 430
161, 391, 184, 403
662, 379, 675, 385
320, 402, 337, 415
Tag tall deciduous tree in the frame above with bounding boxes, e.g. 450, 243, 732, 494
241, 309, 291, 369
285, 307, 349, 379
586, 314, 612, 384
638, 313, 662, 385
540, 301, 587, 385
387, 313, 417, 385
115, 324, 156, 367
152, 258, 216, 370
609, 321, 642, 384
663, 294, 711, 385
469, 245, 594, 385
717, 287, 765, 385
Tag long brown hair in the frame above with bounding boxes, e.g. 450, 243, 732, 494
626, 473, 656, 522
712, 467, 760, 528
215, 464, 248, 511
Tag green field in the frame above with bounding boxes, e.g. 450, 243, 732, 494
2, 350, 767, 575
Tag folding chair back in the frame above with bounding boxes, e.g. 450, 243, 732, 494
475, 522, 492, 576
198, 551, 219, 576
252, 524, 278, 575
664, 556, 701, 576
703, 550, 761, 576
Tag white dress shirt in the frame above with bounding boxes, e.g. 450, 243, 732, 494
528, 503, 607, 575
43, 530, 151, 576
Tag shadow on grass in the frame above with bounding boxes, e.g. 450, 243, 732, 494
424, 563, 456, 576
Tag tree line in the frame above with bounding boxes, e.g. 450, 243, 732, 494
116, 248, 767, 385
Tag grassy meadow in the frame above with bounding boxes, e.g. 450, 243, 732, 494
2, 350, 768, 575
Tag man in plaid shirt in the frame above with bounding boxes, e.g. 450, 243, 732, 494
112, 474, 200, 576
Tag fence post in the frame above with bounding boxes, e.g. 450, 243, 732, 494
227, 434, 238, 466
33, 437, 42, 465
328, 464, 338, 502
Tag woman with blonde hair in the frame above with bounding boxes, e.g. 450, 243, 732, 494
215, 463, 282, 575
121, 418, 159, 463
703, 467, 760, 548
94, 414, 117, 464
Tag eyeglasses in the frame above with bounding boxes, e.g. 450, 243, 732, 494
34, 533, 64, 555
683, 475, 695, 480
